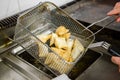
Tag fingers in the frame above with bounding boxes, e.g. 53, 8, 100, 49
107, 8, 120, 16
107, 2, 120, 22
111, 56, 120, 66
111, 56, 120, 72
107, 2, 120, 15
114, 2, 120, 9
116, 17, 120, 22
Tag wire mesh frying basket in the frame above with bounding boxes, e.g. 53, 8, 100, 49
14, 2, 95, 75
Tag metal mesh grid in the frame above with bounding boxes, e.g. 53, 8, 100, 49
0, 14, 19, 30
14, 2, 95, 75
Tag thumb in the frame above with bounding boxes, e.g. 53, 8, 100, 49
116, 17, 120, 22
107, 9, 120, 16
111, 56, 120, 66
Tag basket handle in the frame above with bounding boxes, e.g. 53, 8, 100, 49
81, 16, 116, 40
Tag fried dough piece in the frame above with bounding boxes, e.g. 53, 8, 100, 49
51, 47, 73, 62
50, 33, 58, 46
55, 26, 69, 36
54, 37, 67, 49
44, 53, 57, 65
37, 34, 51, 43
37, 42, 48, 57
62, 51, 71, 62
45, 52, 73, 74
71, 39, 84, 61
51, 47, 65, 57
48, 57, 73, 74
60, 32, 71, 40
68, 56, 74, 62
67, 39, 74, 52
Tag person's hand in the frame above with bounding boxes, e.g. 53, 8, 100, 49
111, 56, 120, 72
107, 2, 120, 22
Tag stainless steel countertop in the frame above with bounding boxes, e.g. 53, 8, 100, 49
76, 54, 120, 80
0, 62, 29, 80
